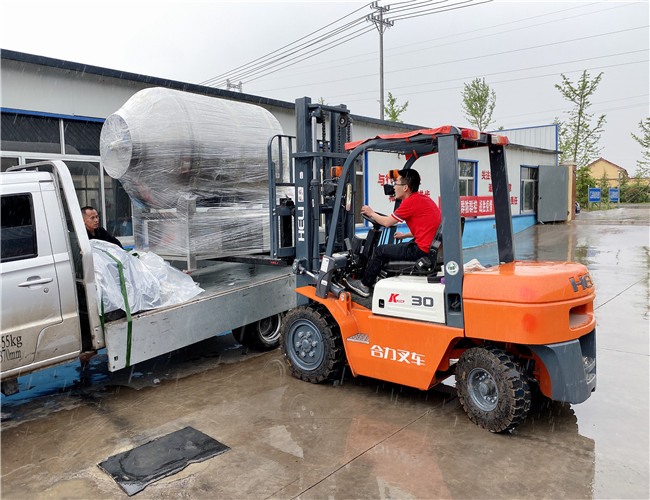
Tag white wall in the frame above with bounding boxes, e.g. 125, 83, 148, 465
2, 59, 144, 118
499, 124, 558, 153
1, 58, 410, 142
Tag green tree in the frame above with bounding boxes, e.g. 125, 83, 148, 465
617, 174, 649, 204
384, 92, 409, 122
619, 174, 630, 202
461, 77, 496, 130
631, 117, 650, 178
598, 172, 610, 205
621, 177, 650, 203
555, 70, 606, 170
575, 165, 597, 208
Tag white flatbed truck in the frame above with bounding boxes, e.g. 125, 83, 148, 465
1, 161, 298, 395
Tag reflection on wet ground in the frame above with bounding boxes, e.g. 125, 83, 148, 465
0, 349, 601, 499
1, 334, 250, 425
1, 206, 648, 499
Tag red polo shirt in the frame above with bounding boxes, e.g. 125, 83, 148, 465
391, 192, 441, 252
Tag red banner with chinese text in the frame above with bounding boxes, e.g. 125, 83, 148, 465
459, 196, 495, 217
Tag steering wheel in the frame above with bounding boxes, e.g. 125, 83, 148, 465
362, 211, 385, 228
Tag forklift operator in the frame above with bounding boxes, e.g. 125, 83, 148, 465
343, 168, 441, 298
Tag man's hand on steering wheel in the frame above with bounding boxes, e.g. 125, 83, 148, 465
361, 205, 385, 228
361, 212, 379, 225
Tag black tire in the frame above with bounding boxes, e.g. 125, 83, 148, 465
280, 305, 344, 383
234, 314, 282, 351
456, 346, 531, 433
528, 376, 554, 413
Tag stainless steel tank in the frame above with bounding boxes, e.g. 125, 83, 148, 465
100, 88, 284, 268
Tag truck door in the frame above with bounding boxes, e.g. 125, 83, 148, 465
0, 183, 71, 377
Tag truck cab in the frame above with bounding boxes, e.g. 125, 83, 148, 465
1, 167, 90, 391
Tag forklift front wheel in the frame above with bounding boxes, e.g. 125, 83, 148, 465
456, 346, 531, 433
280, 305, 343, 384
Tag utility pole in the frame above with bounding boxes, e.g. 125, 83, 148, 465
367, 2, 393, 120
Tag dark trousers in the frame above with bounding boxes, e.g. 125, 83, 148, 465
362, 242, 427, 286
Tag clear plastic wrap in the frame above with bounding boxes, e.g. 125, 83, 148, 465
91, 240, 204, 315
100, 87, 284, 265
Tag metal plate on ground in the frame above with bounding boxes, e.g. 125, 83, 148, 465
98, 426, 229, 496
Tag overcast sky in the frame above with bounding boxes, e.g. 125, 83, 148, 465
1, 0, 648, 174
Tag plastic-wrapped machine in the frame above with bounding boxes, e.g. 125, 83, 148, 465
90, 240, 204, 314
100, 87, 284, 269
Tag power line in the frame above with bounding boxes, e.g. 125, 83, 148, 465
366, 0, 492, 118
496, 94, 650, 125
386, 0, 607, 42
200, 2, 372, 87
387, 0, 493, 22
387, 0, 446, 13
200, 0, 491, 90
330, 59, 648, 102
202, 18, 371, 87
496, 102, 649, 132
227, 26, 377, 87
253, 49, 648, 95
250, 23, 648, 96
383, 2, 637, 66
248, 2, 640, 94
385, 26, 648, 77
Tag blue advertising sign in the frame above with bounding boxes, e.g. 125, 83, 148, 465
609, 187, 620, 203
588, 187, 601, 203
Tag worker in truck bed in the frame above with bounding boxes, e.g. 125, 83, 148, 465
343, 168, 441, 297
82, 206, 124, 249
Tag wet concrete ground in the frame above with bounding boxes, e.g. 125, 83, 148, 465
1, 206, 648, 499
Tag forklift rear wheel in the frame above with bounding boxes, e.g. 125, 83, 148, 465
280, 305, 343, 383
456, 346, 531, 433
234, 314, 282, 351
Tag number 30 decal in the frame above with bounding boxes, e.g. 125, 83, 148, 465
412, 296, 434, 307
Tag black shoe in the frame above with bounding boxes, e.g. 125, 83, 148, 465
343, 277, 371, 297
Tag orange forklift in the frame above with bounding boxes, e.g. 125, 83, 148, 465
270, 98, 596, 433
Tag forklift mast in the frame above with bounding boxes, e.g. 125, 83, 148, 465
267, 97, 354, 287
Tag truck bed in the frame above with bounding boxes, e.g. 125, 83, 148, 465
103, 261, 296, 371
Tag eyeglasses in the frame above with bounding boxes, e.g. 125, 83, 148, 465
394, 183, 408, 187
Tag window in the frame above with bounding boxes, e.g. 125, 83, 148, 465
1, 112, 61, 154
63, 120, 102, 156
1, 157, 20, 172
521, 166, 538, 212
1, 194, 37, 262
459, 160, 476, 196
65, 160, 102, 208
104, 170, 132, 236
1, 111, 133, 237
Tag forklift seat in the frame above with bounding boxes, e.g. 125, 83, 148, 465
381, 217, 465, 279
